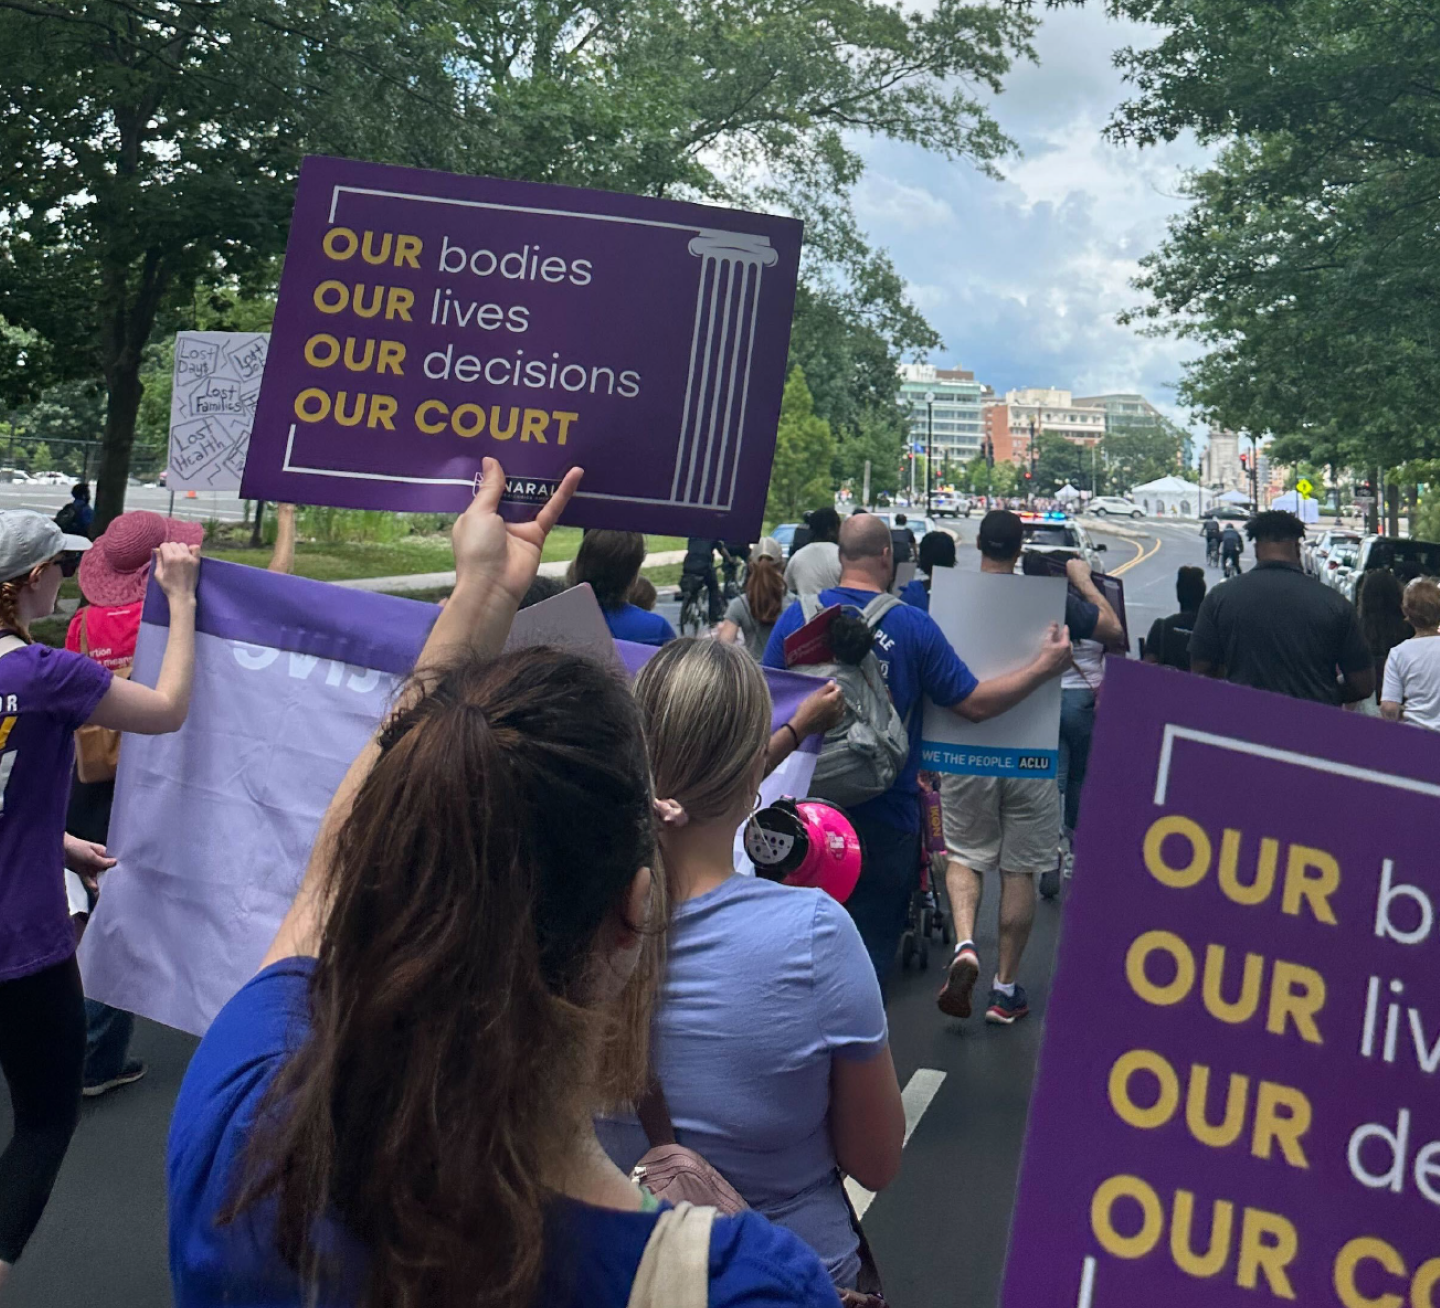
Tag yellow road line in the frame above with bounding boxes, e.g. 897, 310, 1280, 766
1110, 532, 1162, 578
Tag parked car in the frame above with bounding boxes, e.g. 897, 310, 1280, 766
1304, 528, 1361, 577
1351, 535, 1440, 587
771, 523, 800, 559
1087, 496, 1146, 520
1320, 542, 1360, 595
31, 470, 69, 484
1209, 505, 1251, 521
0, 467, 36, 483
871, 511, 937, 540
1020, 514, 1108, 573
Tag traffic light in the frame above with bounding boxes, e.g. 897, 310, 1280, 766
1239, 453, 1248, 470
1023, 471, 1032, 481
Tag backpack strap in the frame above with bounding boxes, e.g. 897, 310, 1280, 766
625, 1202, 716, 1308
636, 1075, 678, 1149
860, 592, 901, 628
800, 593, 823, 623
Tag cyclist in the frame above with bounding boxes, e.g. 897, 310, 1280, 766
681, 536, 725, 624
720, 540, 750, 597
1220, 522, 1244, 577
1200, 515, 1221, 568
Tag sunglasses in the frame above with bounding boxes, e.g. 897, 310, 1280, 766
57, 552, 83, 578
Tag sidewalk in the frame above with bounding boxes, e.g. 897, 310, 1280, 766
331, 548, 687, 594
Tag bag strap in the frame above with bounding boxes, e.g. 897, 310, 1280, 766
841, 1182, 886, 1299
79, 608, 90, 657
625, 1202, 716, 1308
860, 592, 901, 628
800, 593, 823, 623
636, 1075, 677, 1149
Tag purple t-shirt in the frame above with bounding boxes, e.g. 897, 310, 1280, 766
0, 641, 112, 982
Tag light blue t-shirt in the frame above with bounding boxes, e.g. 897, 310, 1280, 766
597, 875, 887, 1287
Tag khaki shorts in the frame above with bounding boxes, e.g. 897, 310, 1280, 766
939, 773, 1060, 877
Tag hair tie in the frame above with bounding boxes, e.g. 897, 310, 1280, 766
652, 798, 689, 830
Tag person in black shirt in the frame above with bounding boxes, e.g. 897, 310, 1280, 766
1144, 566, 1206, 670
1219, 523, 1244, 576
681, 536, 724, 623
890, 513, 917, 565
1189, 511, 1374, 705
1200, 516, 1220, 567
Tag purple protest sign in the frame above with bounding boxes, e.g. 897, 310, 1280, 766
240, 156, 802, 537
1004, 658, 1440, 1308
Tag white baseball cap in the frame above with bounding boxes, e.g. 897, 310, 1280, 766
0, 510, 93, 582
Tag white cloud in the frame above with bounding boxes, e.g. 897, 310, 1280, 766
854, 175, 958, 231
852, 5, 1215, 435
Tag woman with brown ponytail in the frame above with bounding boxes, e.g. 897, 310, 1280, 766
166, 460, 838, 1308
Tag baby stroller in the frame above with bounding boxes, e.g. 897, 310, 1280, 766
900, 783, 953, 972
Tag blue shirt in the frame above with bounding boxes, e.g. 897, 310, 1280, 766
598, 876, 886, 1286
603, 603, 676, 647
763, 586, 978, 831
168, 959, 836, 1308
898, 577, 929, 611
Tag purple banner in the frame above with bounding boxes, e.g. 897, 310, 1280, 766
83, 563, 822, 1034
240, 156, 802, 537
1003, 659, 1440, 1307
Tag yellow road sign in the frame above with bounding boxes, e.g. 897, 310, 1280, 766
1295, 477, 1314, 497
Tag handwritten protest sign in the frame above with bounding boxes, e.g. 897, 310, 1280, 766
80, 562, 819, 1034
240, 156, 802, 536
167, 332, 269, 491
1003, 658, 1440, 1307
920, 568, 1065, 777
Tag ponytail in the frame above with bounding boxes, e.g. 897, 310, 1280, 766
225, 648, 659, 1308
744, 556, 786, 626
0, 578, 33, 642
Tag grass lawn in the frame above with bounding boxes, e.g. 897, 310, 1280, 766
201, 526, 687, 583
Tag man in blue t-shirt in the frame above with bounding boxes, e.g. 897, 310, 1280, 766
763, 513, 1069, 998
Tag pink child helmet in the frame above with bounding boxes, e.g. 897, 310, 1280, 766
745, 797, 863, 904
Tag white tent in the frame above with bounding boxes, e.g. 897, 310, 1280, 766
1272, 491, 1321, 523
1217, 489, 1251, 505
1131, 475, 1212, 518
1055, 483, 1082, 502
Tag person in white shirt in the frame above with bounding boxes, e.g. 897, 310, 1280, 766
784, 507, 842, 595
1382, 579, 1440, 731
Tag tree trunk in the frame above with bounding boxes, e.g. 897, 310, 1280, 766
94, 363, 144, 532
1386, 478, 1401, 539
1367, 467, 1380, 533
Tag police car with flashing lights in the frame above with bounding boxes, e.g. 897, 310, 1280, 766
1018, 511, 1108, 573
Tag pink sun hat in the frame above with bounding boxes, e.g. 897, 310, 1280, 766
78, 511, 205, 606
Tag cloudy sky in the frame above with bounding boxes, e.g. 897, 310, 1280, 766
852, 6, 1212, 430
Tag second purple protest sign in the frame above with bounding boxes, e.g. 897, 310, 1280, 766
242, 155, 802, 537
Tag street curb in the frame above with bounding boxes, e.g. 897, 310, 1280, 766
331, 548, 687, 594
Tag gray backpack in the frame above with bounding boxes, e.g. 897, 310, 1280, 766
792, 593, 910, 807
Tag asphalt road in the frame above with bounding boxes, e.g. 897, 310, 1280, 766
0, 514, 1208, 1308
0, 483, 249, 524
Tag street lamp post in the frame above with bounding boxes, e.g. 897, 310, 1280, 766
926, 396, 935, 516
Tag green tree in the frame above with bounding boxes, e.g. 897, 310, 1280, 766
1032, 432, 1081, 496
1100, 421, 1184, 495
1098, 0, 1440, 493
766, 368, 836, 523
1, 0, 1039, 530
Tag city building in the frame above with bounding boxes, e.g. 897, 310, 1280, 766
897, 364, 985, 469
982, 387, 1107, 465
1072, 393, 1164, 433
1201, 428, 1245, 494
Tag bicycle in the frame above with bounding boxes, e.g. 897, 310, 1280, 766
678, 580, 708, 636
1205, 540, 1220, 568
1222, 552, 1242, 579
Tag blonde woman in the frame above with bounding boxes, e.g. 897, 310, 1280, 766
600, 639, 904, 1290
1382, 579, 1440, 731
